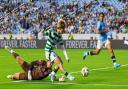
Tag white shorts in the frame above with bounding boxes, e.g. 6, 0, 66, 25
97, 39, 110, 49
45, 51, 58, 62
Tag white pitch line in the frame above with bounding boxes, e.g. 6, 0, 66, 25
12, 81, 128, 87
57, 63, 128, 76
12, 63, 128, 87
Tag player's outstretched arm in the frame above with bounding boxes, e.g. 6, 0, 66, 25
61, 45, 69, 62
95, 29, 109, 34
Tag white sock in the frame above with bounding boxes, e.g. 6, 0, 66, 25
84, 52, 88, 56
67, 73, 70, 78
51, 71, 55, 75
10, 50, 14, 53
114, 62, 117, 65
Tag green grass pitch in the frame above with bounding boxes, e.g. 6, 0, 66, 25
0, 48, 128, 89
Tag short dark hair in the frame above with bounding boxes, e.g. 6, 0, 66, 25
99, 12, 104, 17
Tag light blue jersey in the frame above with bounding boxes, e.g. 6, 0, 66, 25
97, 21, 107, 41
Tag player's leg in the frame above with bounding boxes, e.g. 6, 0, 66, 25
45, 51, 57, 82
53, 56, 62, 73
5, 46, 31, 72
7, 73, 20, 80
46, 51, 74, 82
53, 57, 74, 81
5, 46, 24, 64
105, 40, 120, 68
7, 72, 28, 80
45, 52, 59, 70
83, 40, 102, 60
47, 60, 53, 68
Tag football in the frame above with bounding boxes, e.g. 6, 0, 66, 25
81, 67, 89, 77
58, 76, 65, 82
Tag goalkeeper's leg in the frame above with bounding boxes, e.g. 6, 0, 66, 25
5, 46, 31, 72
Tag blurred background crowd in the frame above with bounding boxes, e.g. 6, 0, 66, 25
0, 0, 128, 39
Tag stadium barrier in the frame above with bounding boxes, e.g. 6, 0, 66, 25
0, 39, 127, 49
0, 34, 128, 40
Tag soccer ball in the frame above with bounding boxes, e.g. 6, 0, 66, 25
58, 76, 65, 82
81, 67, 89, 77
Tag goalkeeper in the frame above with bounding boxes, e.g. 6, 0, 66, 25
5, 46, 64, 81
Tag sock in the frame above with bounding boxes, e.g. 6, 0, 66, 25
51, 71, 55, 75
64, 72, 69, 77
111, 55, 116, 63
10, 50, 14, 53
86, 51, 93, 56
12, 52, 19, 58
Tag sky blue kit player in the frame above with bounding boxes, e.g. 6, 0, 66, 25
83, 12, 120, 68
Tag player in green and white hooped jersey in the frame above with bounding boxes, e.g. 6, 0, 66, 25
44, 20, 75, 82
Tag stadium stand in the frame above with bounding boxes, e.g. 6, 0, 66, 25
0, 0, 127, 39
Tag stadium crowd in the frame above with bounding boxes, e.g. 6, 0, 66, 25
0, 0, 128, 38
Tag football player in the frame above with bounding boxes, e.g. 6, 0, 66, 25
83, 13, 120, 68
44, 20, 75, 82
5, 46, 64, 81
